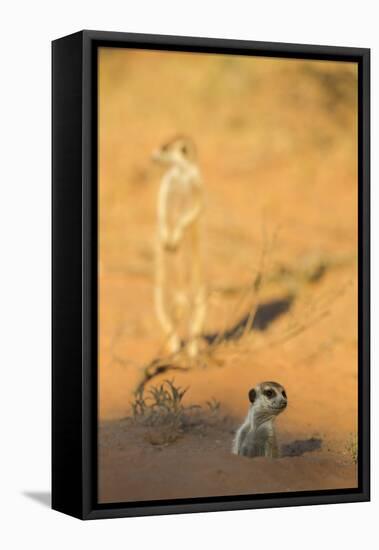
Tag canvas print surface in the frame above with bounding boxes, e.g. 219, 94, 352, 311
98, 47, 358, 504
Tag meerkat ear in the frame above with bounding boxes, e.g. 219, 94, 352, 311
248, 388, 257, 404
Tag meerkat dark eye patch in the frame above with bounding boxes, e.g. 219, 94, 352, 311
282, 390, 287, 398
248, 388, 256, 403
264, 389, 275, 399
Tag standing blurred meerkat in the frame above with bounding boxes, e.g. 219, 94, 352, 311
152, 136, 206, 357
232, 381, 288, 458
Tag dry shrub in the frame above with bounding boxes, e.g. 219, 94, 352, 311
131, 379, 195, 445
345, 434, 358, 464
130, 379, 222, 446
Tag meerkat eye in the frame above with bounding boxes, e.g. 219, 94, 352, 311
282, 390, 287, 398
248, 388, 257, 403
264, 389, 275, 399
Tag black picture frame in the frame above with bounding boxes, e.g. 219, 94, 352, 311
52, 30, 370, 520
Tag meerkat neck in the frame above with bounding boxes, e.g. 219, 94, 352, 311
175, 157, 196, 172
249, 407, 276, 429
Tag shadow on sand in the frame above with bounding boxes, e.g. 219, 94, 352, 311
137, 295, 294, 390
203, 295, 294, 345
281, 438, 322, 457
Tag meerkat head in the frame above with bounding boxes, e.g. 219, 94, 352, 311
152, 136, 197, 166
248, 381, 287, 416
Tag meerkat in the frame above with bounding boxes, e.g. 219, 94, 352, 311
152, 136, 206, 357
232, 381, 287, 458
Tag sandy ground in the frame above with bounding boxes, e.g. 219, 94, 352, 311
98, 49, 358, 503
99, 414, 357, 503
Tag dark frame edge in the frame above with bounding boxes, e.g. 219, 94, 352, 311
52, 30, 86, 520
83, 29, 370, 59
359, 47, 370, 502
53, 30, 370, 521
84, 491, 369, 521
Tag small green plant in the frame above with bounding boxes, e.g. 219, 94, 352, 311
206, 397, 221, 414
131, 379, 189, 424
130, 379, 221, 446
130, 379, 192, 445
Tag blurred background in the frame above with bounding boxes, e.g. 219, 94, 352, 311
98, 47, 358, 452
